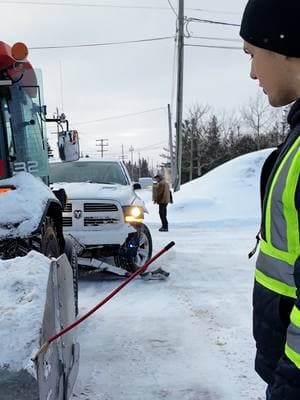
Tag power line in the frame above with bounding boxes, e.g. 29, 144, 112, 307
135, 141, 167, 152
74, 107, 166, 125
0, 0, 239, 14
29, 36, 174, 50
167, 0, 177, 16
186, 17, 240, 28
191, 8, 240, 16
185, 43, 241, 50
0, 1, 175, 9
189, 35, 241, 43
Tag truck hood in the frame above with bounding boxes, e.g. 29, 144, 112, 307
52, 182, 146, 209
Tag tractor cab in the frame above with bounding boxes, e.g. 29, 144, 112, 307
0, 41, 79, 184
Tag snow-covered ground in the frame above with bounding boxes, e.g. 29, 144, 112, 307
0, 148, 273, 399
71, 149, 272, 400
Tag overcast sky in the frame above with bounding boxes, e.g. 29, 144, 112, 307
1, 0, 259, 167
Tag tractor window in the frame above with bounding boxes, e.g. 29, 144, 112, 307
9, 69, 49, 182
2, 98, 15, 158
0, 94, 13, 179
0, 107, 7, 178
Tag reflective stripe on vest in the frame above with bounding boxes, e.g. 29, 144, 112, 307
255, 135, 300, 298
285, 306, 300, 367
255, 256, 296, 298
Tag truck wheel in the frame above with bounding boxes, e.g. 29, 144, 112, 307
40, 217, 60, 258
115, 224, 153, 273
133, 223, 152, 269
64, 236, 79, 316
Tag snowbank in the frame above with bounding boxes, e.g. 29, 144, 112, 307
142, 148, 273, 227
0, 251, 51, 375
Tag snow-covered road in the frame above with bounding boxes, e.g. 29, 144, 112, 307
72, 225, 265, 400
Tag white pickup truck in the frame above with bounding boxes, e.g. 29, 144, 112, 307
50, 159, 152, 275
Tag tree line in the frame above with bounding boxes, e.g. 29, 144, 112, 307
124, 158, 152, 182
161, 93, 290, 185
48, 93, 290, 187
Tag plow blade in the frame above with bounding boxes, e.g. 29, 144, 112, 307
0, 254, 79, 400
37, 254, 80, 400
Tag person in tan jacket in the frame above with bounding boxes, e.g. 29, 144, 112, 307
153, 174, 171, 232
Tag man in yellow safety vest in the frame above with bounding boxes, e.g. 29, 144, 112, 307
240, 1, 300, 399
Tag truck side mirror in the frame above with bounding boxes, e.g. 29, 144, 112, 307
133, 182, 142, 190
58, 130, 80, 162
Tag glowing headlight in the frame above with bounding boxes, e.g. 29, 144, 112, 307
123, 206, 144, 223
131, 207, 141, 218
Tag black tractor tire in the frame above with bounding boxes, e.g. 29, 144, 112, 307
115, 223, 153, 273
64, 236, 79, 316
40, 217, 60, 258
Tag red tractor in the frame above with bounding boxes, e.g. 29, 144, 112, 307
0, 41, 80, 399
0, 41, 79, 258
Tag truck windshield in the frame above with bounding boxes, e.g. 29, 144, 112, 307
9, 68, 49, 182
50, 161, 128, 186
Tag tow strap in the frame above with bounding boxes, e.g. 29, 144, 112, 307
34, 241, 175, 359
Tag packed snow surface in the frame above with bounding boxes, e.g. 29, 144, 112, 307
70, 149, 273, 400
0, 172, 56, 238
0, 251, 51, 375
0, 149, 274, 399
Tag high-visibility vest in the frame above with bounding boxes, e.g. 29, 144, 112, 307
255, 134, 300, 367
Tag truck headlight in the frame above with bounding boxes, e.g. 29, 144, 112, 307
123, 206, 144, 223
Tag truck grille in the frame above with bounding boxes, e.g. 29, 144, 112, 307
62, 201, 121, 229
64, 203, 72, 212
84, 203, 118, 212
84, 217, 119, 227
62, 217, 73, 227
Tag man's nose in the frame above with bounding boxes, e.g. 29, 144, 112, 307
250, 62, 257, 80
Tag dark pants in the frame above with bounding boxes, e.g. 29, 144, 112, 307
266, 385, 272, 400
159, 203, 168, 229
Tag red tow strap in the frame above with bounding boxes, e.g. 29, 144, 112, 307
34, 241, 175, 358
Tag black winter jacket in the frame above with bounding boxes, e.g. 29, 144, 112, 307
254, 99, 300, 400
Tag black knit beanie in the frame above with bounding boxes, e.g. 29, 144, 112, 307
240, 0, 300, 57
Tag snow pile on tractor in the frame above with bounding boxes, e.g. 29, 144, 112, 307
0, 172, 56, 238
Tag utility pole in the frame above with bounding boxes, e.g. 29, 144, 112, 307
173, 0, 184, 192
189, 133, 193, 182
168, 104, 175, 187
121, 144, 125, 161
96, 139, 109, 157
59, 61, 64, 113
197, 141, 201, 177
129, 145, 134, 179
138, 152, 141, 179
189, 117, 195, 181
